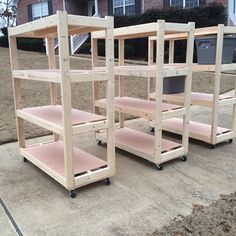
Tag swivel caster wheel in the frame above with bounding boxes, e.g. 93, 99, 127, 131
69, 190, 77, 198
229, 139, 233, 143
23, 157, 27, 163
156, 165, 163, 171
105, 177, 111, 185
180, 156, 187, 162
210, 144, 216, 149
97, 140, 102, 145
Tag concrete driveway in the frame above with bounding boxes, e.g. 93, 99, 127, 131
0, 102, 236, 236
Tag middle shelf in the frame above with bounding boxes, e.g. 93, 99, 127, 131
150, 92, 236, 107
13, 69, 108, 83
95, 96, 186, 120
17, 105, 107, 135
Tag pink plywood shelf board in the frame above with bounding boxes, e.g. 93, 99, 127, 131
98, 127, 181, 156
163, 118, 230, 137
98, 97, 182, 114
22, 105, 106, 127
24, 141, 107, 177
161, 92, 232, 105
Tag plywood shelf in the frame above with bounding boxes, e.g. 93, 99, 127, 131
13, 69, 108, 83
21, 141, 107, 186
95, 97, 186, 120
162, 118, 233, 144
17, 105, 107, 135
97, 127, 184, 164
150, 92, 235, 107
95, 64, 188, 78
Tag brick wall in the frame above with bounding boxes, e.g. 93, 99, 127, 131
206, 0, 227, 6
98, 0, 108, 17
143, 0, 163, 11
17, 0, 86, 25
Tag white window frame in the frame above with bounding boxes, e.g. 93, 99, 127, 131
113, 0, 135, 16
32, 1, 49, 20
170, 0, 199, 9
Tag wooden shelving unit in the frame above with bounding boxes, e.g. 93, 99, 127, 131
8, 11, 115, 197
148, 25, 236, 148
92, 21, 195, 169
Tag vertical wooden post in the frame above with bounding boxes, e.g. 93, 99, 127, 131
57, 11, 75, 190
91, 37, 100, 114
154, 20, 165, 164
9, 36, 25, 148
211, 25, 224, 144
169, 39, 174, 64
148, 38, 154, 100
233, 78, 236, 134
182, 22, 195, 153
47, 37, 59, 141
118, 38, 125, 127
105, 16, 115, 174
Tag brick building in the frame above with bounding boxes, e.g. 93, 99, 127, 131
16, 0, 233, 26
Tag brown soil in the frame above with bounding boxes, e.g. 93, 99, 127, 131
152, 192, 236, 236
0, 46, 235, 144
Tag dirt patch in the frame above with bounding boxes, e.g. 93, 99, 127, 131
151, 192, 236, 236
0, 46, 235, 144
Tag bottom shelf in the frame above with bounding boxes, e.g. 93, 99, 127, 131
97, 127, 183, 164
22, 141, 107, 178
162, 118, 232, 144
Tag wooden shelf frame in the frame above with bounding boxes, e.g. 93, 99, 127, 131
8, 13, 110, 39
148, 24, 236, 146
8, 11, 115, 194
92, 20, 195, 167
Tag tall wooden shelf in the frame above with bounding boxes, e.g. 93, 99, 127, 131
8, 11, 115, 197
148, 25, 236, 148
92, 20, 195, 169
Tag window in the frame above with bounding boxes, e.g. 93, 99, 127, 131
113, 0, 135, 16
170, 0, 199, 9
32, 2, 49, 20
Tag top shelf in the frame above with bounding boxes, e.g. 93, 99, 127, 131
8, 12, 110, 38
149, 25, 236, 41
92, 21, 194, 40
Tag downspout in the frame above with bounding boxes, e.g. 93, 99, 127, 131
63, 0, 66, 11
95, 0, 98, 16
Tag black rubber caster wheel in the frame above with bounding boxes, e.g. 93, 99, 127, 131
97, 140, 102, 145
180, 156, 187, 162
150, 127, 155, 132
156, 165, 163, 171
23, 158, 27, 163
229, 139, 233, 143
210, 144, 216, 149
69, 190, 77, 198
105, 177, 111, 185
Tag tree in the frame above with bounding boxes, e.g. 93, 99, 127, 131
0, 0, 17, 28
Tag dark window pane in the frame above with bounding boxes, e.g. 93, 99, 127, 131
171, 0, 183, 8
125, 5, 135, 15
185, 0, 199, 8
114, 6, 123, 15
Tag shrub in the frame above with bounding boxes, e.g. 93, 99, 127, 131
28, 39, 44, 51
17, 38, 44, 52
113, 3, 227, 61
1, 27, 8, 36
0, 35, 9, 47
